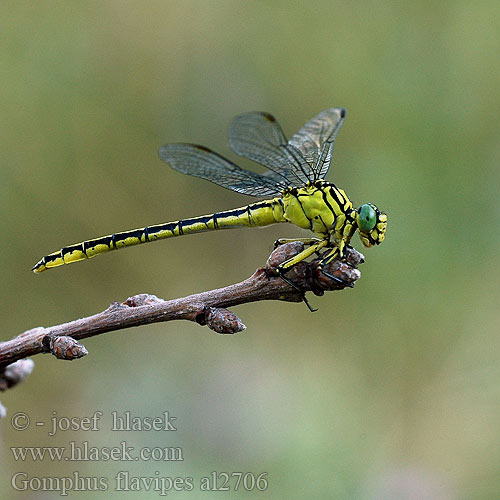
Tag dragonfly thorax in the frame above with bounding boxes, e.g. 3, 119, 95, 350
281, 180, 356, 241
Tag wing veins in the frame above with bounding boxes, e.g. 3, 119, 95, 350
159, 144, 283, 197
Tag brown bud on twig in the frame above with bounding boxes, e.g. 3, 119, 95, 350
198, 307, 246, 334
42, 335, 88, 360
265, 242, 363, 296
311, 248, 364, 295
0, 359, 35, 391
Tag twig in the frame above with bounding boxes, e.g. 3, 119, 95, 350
0, 243, 364, 395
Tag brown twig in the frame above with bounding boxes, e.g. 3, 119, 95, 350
0, 243, 364, 390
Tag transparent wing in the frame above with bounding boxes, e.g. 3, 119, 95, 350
159, 143, 284, 197
229, 111, 312, 186
288, 107, 346, 179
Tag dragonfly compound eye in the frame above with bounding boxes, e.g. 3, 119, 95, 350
357, 203, 387, 248
358, 204, 377, 232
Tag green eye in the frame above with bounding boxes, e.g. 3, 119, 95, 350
358, 204, 376, 232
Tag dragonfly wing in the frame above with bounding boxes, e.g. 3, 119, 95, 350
159, 143, 283, 197
229, 111, 313, 186
288, 108, 346, 179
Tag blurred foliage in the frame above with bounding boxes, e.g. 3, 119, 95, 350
1, 1, 499, 498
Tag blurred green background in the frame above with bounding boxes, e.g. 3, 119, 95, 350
1, 1, 499, 498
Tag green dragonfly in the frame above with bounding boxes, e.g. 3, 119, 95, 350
33, 108, 387, 290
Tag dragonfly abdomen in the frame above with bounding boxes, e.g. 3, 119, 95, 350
32, 199, 284, 272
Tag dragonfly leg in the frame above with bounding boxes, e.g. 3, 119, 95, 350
318, 247, 353, 288
277, 240, 328, 271
274, 237, 322, 249
273, 240, 328, 312
277, 271, 318, 312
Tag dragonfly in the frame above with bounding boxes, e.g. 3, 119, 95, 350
32, 108, 387, 295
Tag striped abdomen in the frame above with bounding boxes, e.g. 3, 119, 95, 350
32, 199, 285, 272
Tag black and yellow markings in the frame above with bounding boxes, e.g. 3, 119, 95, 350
33, 182, 386, 273
292, 191, 313, 230
33, 108, 387, 277
32, 200, 284, 272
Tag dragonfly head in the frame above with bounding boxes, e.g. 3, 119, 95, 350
356, 203, 387, 247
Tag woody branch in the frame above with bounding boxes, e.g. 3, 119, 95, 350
0, 243, 363, 400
